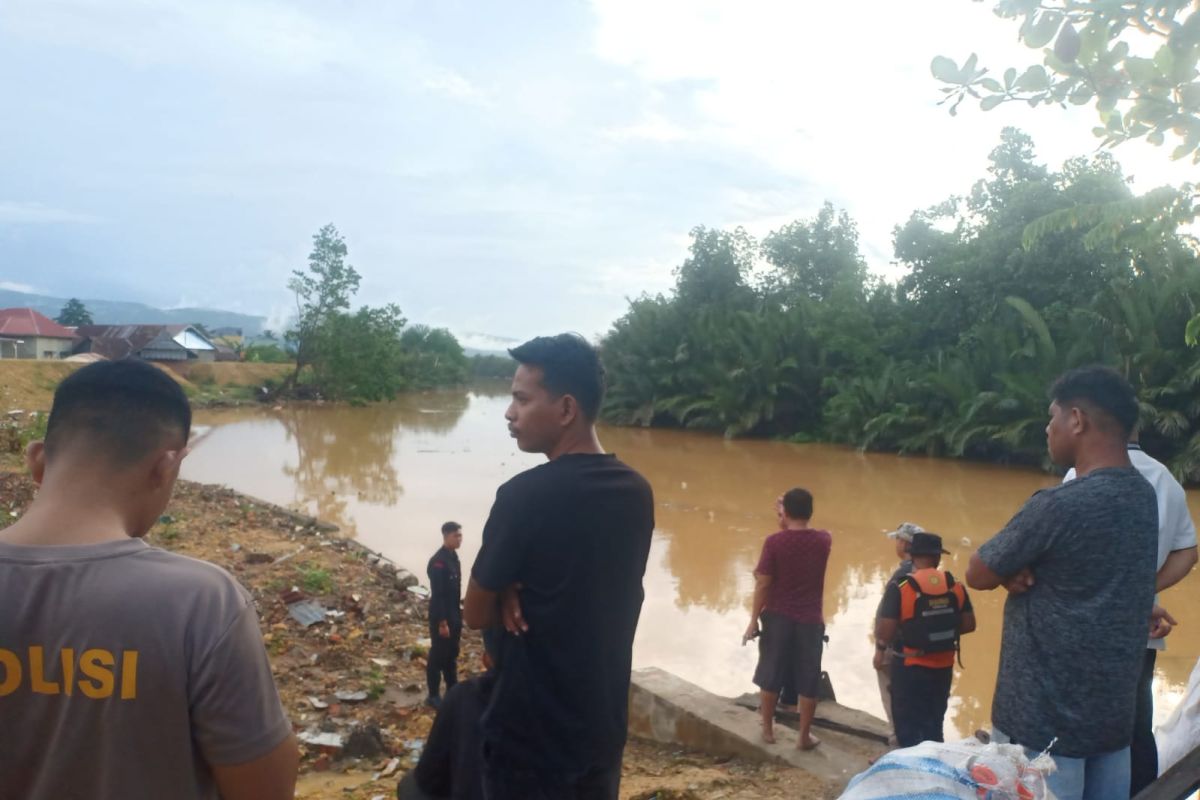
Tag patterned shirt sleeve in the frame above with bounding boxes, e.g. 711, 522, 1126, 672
978, 490, 1056, 578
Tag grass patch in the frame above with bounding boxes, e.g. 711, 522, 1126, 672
297, 564, 333, 595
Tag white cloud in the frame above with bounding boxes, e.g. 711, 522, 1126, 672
0, 202, 97, 224
602, 114, 689, 143
422, 69, 489, 105
0, 281, 37, 293
588, 0, 1199, 275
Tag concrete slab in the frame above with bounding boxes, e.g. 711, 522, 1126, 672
732, 692, 891, 743
629, 667, 887, 788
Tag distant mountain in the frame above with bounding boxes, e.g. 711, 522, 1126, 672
0, 289, 266, 335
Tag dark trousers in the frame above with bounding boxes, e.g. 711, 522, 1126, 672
890, 660, 952, 748
482, 763, 620, 800
426, 623, 461, 698
1131, 648, 1157, 797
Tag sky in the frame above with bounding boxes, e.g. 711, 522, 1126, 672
0, 0, 1194, 345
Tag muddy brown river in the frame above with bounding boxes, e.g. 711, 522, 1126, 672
185, 388, 1200, 740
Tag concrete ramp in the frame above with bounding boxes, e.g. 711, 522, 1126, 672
629, 667, 887, 787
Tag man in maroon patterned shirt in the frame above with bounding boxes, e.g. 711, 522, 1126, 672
742, 488, 832, 749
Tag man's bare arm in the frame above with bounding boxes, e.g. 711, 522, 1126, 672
959, 610, 977, 635
211, 734, 299, 800
966, 553, 1034, 594
1157, 546, 1198, 593
742, 573, 771, 644
873, 617, 898, 647
463, 577, 497, 630
966, 553, 1003, 590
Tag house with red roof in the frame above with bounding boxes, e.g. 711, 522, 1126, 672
0, 308, 77, 359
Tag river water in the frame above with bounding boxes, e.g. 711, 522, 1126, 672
184, 388, 1200, 739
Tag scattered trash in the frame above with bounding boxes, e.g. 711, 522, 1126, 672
271, 545, 306, 566
344, 724, 387, 758
394, 568, 420, 590
229, 542, 242, 552
406, 585, 430, 599
379, 757, 401, 778
369, 657, 392, 667
286, 599, 327, 628
335, 690, 369, 703
307, 696, 329, 710
297, 730, 345, 749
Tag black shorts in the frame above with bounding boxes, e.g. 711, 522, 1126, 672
752, 612, 824, 699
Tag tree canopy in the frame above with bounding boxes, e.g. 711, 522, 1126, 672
282, 224, 466, 401
55, 298, 93, 326
601, 130, 1200, 482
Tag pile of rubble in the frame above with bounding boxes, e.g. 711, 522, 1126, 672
0, 473, 825, 800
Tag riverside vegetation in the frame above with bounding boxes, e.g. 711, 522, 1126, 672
600, 129, 1200, 482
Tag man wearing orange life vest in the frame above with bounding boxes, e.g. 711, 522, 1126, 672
874, 532, 976, 747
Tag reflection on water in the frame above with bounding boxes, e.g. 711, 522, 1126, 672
185, 390, 1200, 740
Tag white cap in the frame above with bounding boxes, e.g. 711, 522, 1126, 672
885, 522, 925, 542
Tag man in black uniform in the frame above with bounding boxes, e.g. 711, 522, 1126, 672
426, 521, 464, 708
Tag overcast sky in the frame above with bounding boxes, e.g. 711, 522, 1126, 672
0, 0, 1192, 345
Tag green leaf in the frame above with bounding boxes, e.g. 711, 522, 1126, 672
1004, 67, 1017, 88
981, 95, 1005, 111
1069, 85, 1095, 105
1154, 44, 1175, 76
1015, 64, 1050, 91
980, 77, 1004, 92
1147, 130, 1165, 146
1126, 57, 1158, 84
963, 53, 980, 79
1180, 84, 1200, 110
931, 55, 960, 83
1186, 314, 1200, 347
1023, 11, 1064, 49
1172, 141, 1196, 160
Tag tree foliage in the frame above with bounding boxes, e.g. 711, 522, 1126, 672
934, 1, 1200, 160
932, 1, 1200, 342
601, 131, 1200, 482
281, 224, 466, 401
55, 298, 92, 326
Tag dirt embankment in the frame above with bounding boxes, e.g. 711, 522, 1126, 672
0, 471, 825, 800
0, 360, 292, 412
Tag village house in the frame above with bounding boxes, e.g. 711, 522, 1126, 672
73, 324, 219, 362
0, 308, 76, 359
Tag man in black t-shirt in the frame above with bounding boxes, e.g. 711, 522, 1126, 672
426, 521, 464, 708
464, 334, 655, 800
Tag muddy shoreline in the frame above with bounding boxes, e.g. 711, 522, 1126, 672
0, 471, 825, 800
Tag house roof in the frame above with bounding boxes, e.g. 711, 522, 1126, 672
75, 324, 215, 360
0, 308, 77, 339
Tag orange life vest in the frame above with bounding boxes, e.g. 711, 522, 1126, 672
898, 568, 965, 668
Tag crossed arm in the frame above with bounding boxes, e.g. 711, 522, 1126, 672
966, 552, 1035, 594
464, 577, 526, 634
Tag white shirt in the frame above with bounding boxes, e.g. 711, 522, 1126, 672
1064, 446, 1198, 650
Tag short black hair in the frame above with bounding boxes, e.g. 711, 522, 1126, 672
1049, 365, 1138, 436
45, 359, 191, 465
508, 333, 606, 420
441, 521, 461, 536
781, 488, 813, 520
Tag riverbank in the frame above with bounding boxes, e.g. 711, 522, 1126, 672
0, 359, 293, 413
0, 470, 827, 800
